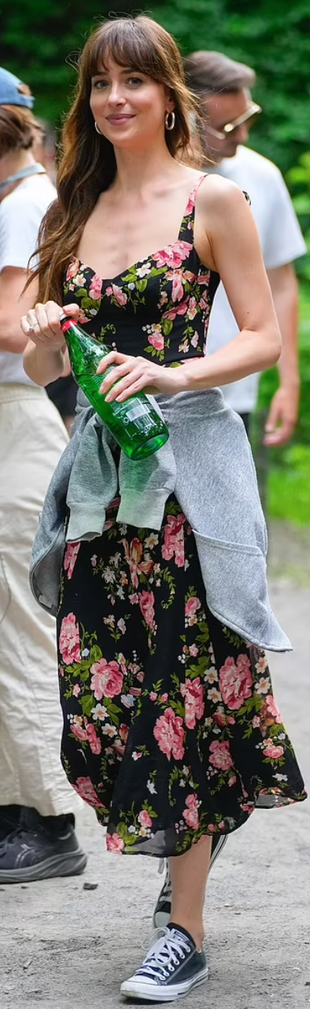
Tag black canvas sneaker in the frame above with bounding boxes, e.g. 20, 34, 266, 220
153, 833, 228, 928
0, 808, 87, 882
120, 923, 209, 1002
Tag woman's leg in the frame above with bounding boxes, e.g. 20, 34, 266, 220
169, 836, 212, 949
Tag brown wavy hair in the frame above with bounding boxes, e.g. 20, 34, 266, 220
0, 105, 36, 157
34, 15, 200, 303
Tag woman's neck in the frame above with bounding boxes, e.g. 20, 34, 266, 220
110, 141, 180, 197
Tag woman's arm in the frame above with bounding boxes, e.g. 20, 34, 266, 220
184, 175, 282, 389
0, 268, 37, 353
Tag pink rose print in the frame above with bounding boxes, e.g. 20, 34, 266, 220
72, 683, 81, 697
189, 644, 199, 657
138, 809, 152, 828
119, 723, 129, 744
150, 691, 158, 701
164, 269, 185, 304
148, 331, 165, 351
153, 241, 192, 269
163, 297, 189, 322
265, 695, 282, 723
139, 590, 155, 629
263, 742, 284, 759
154, 707, 185, 761
219, 654, 252, 710
86, 723, 102, 754
209, 740, 234, 771
185, 596, 201, 625
121, 537, 153, 589
240, 802, 254, 814
73, 776, 99, 807
162, 513, 186, 568
71, 722, 87, 741
66, 257, 80, 281
187, 295, 198, 320
63, 541, 81, 581
198, 272, 211, 285
88, 273, 103, 301
181, 677, 204, 729
106, 832, 125, 853
90, 658, 123, 699
59, 612, 81, 665
110, 283, 127, 306
184, 193, 196, 216
252, 715, 261, 729
183, 793, 199, 830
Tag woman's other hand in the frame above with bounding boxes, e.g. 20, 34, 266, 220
96, 351, 190, 402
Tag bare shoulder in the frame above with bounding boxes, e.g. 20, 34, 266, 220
197, 173, 250, 219
194, 174, 255, 271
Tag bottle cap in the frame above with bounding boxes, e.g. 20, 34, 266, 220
59, 310, 67, 323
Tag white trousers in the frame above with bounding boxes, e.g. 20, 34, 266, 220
0, 384, 81, 815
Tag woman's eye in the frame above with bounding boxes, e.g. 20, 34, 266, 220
127, 76, 143, 86
93, 80, 108, 89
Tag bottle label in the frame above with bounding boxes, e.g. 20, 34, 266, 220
123, 402, 148, 422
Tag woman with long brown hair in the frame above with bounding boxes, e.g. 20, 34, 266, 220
21, 16, 306, 1002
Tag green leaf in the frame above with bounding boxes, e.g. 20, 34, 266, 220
80, 694, 95, 716
162, 319, 173, 336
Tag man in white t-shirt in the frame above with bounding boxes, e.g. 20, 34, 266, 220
153, 51, 306, 931
184, 51, 306, 443
0, 68, 86, 881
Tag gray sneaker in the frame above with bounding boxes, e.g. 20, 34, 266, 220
0, 808, 87, 883
120, 922, 209, 1002
153, 834, 228, 928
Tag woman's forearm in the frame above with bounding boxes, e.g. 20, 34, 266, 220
181, 325, 281, 391
23, 340, 67, 386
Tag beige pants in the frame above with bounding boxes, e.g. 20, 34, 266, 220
0, 384, 81, 816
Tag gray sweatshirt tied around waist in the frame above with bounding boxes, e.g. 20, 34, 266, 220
30, 387, 292, 652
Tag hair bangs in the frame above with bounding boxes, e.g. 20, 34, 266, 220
85, 19, 171, 85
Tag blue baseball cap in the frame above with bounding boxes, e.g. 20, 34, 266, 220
0, 67, 34, 109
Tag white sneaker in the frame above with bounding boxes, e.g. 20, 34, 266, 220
153, 834, 228, 928
120, 923, 209, 1002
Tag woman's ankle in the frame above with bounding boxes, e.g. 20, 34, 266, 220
170, 917, 205, 951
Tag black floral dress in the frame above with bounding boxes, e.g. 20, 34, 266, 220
58, 176, 306, 856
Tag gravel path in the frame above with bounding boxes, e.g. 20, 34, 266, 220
0, 581, 309, 1009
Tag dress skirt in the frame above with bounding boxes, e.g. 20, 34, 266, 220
57, 496, 306, 856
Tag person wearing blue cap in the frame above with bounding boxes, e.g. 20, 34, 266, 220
0, 68, 86, 881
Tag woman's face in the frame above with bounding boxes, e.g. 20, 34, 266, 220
90, 57, 174, 149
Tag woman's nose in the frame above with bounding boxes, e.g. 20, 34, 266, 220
108, 83, 126, 105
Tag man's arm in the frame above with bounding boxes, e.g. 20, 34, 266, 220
264, 263, 300, 446
0, 267, 37, 352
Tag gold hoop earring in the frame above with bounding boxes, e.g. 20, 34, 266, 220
165, 111, 175, 131
94, 121, 102, 135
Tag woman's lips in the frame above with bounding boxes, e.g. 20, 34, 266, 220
106, 114, 135, 124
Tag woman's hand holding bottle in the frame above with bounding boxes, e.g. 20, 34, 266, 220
21, 300, 81, 351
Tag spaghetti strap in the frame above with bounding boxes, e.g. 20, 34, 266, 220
177, 173, 208, 239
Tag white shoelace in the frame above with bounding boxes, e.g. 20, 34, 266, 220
138, 928, 192, 981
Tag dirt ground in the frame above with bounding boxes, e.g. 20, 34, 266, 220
0, 578, 309, 1009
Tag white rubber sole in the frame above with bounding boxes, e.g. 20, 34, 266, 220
121, 964, 209, 1001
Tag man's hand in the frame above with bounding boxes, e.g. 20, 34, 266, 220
264, 383, 299, 446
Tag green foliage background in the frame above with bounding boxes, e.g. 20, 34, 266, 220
0, 0, 309, 525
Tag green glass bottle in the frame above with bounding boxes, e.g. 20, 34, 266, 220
60, 313, 169, 460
